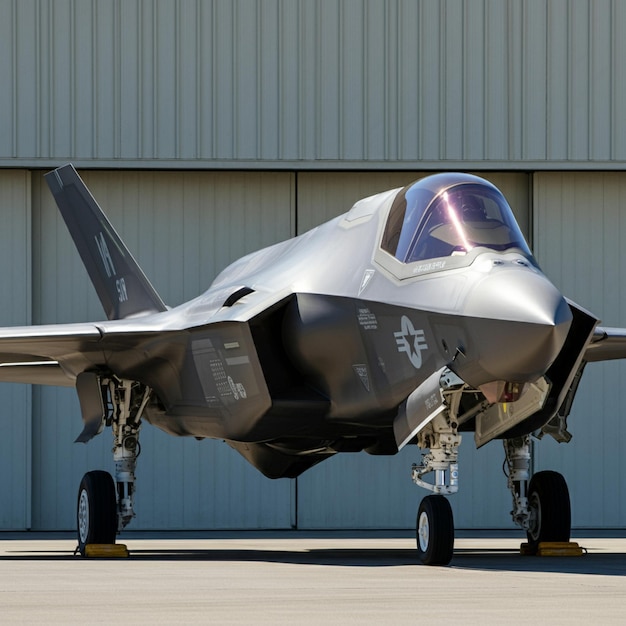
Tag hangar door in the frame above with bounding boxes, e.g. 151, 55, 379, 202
0, 170, 32, 529
295, 172, 531, 529
533, 172, 626, 528
29, 170, 296, 531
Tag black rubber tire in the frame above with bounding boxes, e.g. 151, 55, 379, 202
526, 470, 571, 551
76, 470, 117, 556
416, 495, 454, 566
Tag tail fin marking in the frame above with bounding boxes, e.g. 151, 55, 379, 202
45, 164, 167, 320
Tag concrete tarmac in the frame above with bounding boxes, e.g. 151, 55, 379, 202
0, 531, 625, 624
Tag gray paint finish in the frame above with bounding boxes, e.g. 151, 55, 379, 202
1, 0, 625, 169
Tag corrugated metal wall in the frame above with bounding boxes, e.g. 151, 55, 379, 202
0, 171, 32, 529
1, 0, 625, 168
534, 173, 626, 527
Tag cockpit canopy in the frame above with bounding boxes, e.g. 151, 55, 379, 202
381, 174, 531, 263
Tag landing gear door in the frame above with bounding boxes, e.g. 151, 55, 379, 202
393, 366, 447, 449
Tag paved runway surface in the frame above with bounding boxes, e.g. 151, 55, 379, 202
1, 532, 625, 624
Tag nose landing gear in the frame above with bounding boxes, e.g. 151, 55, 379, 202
411, 419, 461, 566
416, 495, 454, 566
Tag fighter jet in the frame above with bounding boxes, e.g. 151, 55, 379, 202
1, 165, 624, 564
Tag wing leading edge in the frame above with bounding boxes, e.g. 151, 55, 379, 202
0, 323, 103, 386
585, 327, 626, 362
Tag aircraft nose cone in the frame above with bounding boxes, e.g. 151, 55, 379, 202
465, 267, 572, 328
458, 267, 573, 386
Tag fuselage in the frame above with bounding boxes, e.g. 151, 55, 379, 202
96, 175, 581, 472
0, 167, 598, 482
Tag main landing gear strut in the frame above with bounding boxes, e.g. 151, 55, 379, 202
76, 378, 150, 556
504, 436, 571, 551
410, 372, 572, 566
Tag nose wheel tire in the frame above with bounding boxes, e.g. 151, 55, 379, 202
526, 470, 571, 551
416, 495, 454, 565
77, 470, 118, 556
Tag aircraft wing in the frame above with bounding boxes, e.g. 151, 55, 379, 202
585, 326, 626, 362
0, 323, 104, 386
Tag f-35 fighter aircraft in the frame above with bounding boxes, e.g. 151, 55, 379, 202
1, 165, 624, 564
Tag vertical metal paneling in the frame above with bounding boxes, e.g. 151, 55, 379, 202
0, 171, 32, 529
534, 172, 626, 527
613, 1, 626, 160
31, 170, 296, 530
296, 172, 528, 529
441, 1, 464, 160
522, 1, 548, 160
589, 0, 612, 159
2, 0, 625, 166
0, 1, 14, 153
546, 0, 568, 158
416, 0, 441, 160
484, 1, 508, 160
568, 1, 590, 160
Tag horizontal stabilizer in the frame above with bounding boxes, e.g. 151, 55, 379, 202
45, 164, 167, 320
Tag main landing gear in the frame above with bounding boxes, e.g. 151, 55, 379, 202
76, 377, 150, 556
409, 372, 572, 566
504, 436, 571, 552
412, 432, 572, 565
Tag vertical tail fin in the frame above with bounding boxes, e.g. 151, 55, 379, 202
44, 164, 167, 320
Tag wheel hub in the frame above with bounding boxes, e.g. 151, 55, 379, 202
78, 489, 89, 544
418, 511, 430, 552
527, 492, 542, 541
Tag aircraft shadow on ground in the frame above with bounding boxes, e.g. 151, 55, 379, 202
1, 546, 624, 576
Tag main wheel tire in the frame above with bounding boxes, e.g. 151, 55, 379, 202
76, 470, 117, 556
416, 495, 454, 566
526, 470, 571, 551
